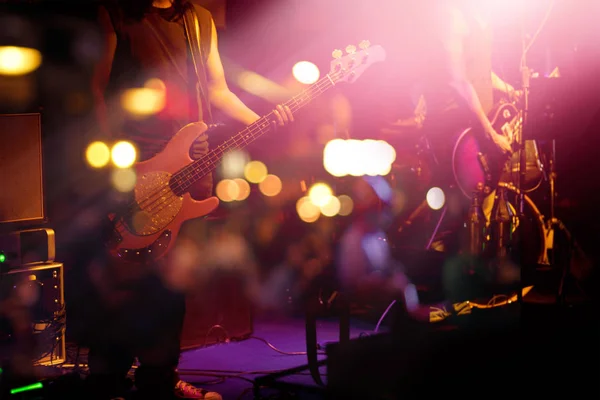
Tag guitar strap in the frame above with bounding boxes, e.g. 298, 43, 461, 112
183, 3, 214, 125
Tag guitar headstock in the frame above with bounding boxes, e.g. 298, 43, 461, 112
329, 40, 386, 84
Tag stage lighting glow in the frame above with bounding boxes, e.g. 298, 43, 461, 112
426, 187, 445, 210
233, 178, 251, 201
0, 46, 42, 76
296, 196, 320, 223
111, 168, 137, 192
85, 141, 111, 168
244, 160, 268, 184
292, 61, 320, 85
222, 150, 250, 179
308, 182, 333, 207
258, 174, 282, 197
111, 141, 137, 168
324, 139, 396, 177
121, 87, 165, 116
337, 195, 354, 216
216, 179, 239, 202
320, 195, 341, 217
323, 139, 349, 177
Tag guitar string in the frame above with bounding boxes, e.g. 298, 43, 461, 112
113, 79, 327, 235
124, 73, 331, 218
112, 67, 346, 237
135, 69, 335, 211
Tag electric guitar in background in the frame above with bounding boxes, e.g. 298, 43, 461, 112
106, 41, 386, 265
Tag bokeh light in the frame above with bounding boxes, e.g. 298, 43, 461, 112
0, 46, 42, 76
244, 160, 268, 184
121, 80, 166, 116
222, 150, 250, 179
296, 196, 320, 223
320, 195, 341, 217
337, 195, 354, 216
216, 179, 239, 202
85, 141, 111, 168
426, 187, 446, 210
234, 178, 251, 201
308, 182, 333, 207
292, 61, 320, 84
111, 168, 137, 192
258, 174, 282, 197
111, 141, 137, 168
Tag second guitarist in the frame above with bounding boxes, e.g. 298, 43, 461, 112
412, 2, 522, 258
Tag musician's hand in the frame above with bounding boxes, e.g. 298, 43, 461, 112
272, 104, 294, 127
489, 131, 512, 155
190, 131, 209, 159
512, 89, 523, 103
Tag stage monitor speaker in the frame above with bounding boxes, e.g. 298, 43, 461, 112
0, 113, 45, 227
181, 271, 253, 350
0, 262, 66, 366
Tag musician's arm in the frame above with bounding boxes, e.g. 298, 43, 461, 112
491, 71, 515, 94
491, 71, 522, 102
439, 7, 494, 135
205, 20, 260, 125
90, 6, 117, 138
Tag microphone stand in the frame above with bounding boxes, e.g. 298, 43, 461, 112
516, 43, 532, 305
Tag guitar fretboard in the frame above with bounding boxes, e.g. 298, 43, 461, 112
170, 73, 339, 194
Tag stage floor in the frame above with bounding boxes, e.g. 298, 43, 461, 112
28, 295, 598, 399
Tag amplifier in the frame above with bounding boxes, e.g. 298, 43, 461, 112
0, 228, 55, 270
0, 262, 65, 366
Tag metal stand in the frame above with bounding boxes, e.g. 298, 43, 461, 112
516, 58, 532, 305
253, 292, 350, 399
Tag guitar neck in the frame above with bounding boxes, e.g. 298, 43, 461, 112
174, 74, 337, 191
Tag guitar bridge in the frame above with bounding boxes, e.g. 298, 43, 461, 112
115, 230, 173, 264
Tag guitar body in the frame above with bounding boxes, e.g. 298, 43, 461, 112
107, 121, 219, 265
452, 102, 543, 198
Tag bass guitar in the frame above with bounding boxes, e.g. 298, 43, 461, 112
106, 41, 386, 265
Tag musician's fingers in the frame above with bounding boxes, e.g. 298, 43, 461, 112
275, 104, 289, 125
273, 109, 285, 126
283, 105, 294, 122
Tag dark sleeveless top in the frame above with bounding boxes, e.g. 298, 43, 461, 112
102, 1, 213, 162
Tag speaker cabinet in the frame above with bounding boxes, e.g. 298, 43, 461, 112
0, 113, 45, 226
0, 262, 66, 366
181, 271, 253, 350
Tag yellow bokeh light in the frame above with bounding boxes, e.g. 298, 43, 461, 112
258, 174, 282, 197
234, 178, 251, 201
111, 168, 137, 192
337, 195, 354, 216
85, 141, 111, 168
222, 150, 250, 179
296, 196, 320, 223
308, 182, 333, 207
320, 195, 341, 217
216, 179, 239, 202
0, 46, 42, 76
144, 78, 166, 91
244, 160, 268, 184
111, 141, 137, 168
292, 61, 320, 85
121, 87, 165, 116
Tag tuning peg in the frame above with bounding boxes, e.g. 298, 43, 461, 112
345, 45, 356, 54
359, 40, 371, 50
332, 49, 343, 59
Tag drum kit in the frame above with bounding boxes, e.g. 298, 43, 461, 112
382, 90, 562, 278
